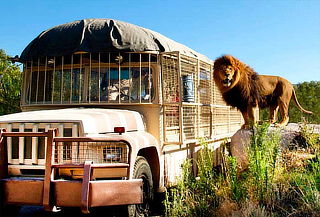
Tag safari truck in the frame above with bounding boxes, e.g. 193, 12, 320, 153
0, 19, 243, 216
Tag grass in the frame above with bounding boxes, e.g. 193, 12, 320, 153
164, 123, 320, 217
164, 140, 222, 217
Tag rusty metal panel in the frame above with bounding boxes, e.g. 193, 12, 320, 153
2, 178, 44, 205
53, 179, 142, 207
53, 180, 82, 207
89, 179, 143, 207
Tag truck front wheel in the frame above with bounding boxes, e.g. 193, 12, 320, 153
128, 156, 153, 217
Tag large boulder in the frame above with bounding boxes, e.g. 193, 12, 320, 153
229, 123, 320, 171
230, 129, 252, 171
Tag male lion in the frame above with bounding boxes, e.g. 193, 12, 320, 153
213, 55, 312, 128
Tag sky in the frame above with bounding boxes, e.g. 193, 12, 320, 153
0, 0, 319, 84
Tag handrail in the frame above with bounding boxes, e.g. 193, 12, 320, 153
0, 132, 130, 142
1, 132, 49, 137
52, 163, 129, 168
53, 137, 127, 143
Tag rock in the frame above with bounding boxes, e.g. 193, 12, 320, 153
230, 129, 252, 171
229, 123, 320, 172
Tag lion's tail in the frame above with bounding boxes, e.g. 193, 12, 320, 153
292, 89, 313, 114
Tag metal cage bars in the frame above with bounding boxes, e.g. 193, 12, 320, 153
23, 52, 157, 105
0, 125, 130, 169
161, 52, 243, 144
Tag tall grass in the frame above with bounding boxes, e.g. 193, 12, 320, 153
248, 123, 280, 203
164, 123, 320, 217
226, 156, 247, 203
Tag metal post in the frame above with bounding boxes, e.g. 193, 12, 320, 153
43, 129, 57, 211
70, 55, 73, 103
98, 53, 101, 103
29, 60, 33, 104
61, 56, 64, 103
43, 57, 47, 103
81, 161, 93, 214
36, 58, 40, 103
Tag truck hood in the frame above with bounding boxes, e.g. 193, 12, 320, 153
0, 108, 145, 134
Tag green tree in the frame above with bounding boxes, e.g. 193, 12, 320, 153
289, 81, 320, 124
0, 49, 22, 115
260, 81, 320, 124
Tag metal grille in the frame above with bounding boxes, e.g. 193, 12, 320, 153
230, 108, 242, 124
213, 82, 226, 106
213, 106, 230, 135
53, 141, 129, 164
23, 52, 158, 105
199, 61, 212, 105
0, 122, 79, 166
199, 106, 211, 138
181, 55, 198, 103
230, 108, 243, 132
161, 53, 180, 103
180, 55, 197, 76
183, 105, 197, 140
164, 105, 180, 143
161, 52, 243, 144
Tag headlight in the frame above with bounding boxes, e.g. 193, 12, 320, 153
104, 146, 123, 162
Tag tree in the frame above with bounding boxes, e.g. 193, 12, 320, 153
0, 49, 22, 115
260, 81, 320, 124
289, 81, 320, 124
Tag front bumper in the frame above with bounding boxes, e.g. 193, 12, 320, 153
0, 129, 142, 214
1, 177, 142, 212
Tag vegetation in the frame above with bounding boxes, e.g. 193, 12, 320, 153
164, 140, 222, 217
0, 49, 22, 115
260, 81, 320, 124
165, 123, 320, 217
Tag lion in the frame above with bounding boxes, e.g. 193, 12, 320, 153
213, 55, 313, 128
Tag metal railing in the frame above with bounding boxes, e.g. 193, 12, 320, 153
0, 122, 79, 166
0, 128, 133, 213
0, 129, 131, 178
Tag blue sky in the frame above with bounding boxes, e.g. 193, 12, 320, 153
0, 0, 319, 83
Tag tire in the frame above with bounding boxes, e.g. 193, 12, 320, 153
128, 156, 154, 217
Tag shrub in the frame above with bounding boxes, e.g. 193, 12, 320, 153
226, 156, 247, 202
164, 140, 221, 217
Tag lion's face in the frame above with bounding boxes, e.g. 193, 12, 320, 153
216, 64, 236, 87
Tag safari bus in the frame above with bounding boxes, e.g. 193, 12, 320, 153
0, 19, 243, 216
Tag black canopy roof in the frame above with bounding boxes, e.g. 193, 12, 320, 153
20, 19, 210, 62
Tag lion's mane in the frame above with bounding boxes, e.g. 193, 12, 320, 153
213, 55, 265, 112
